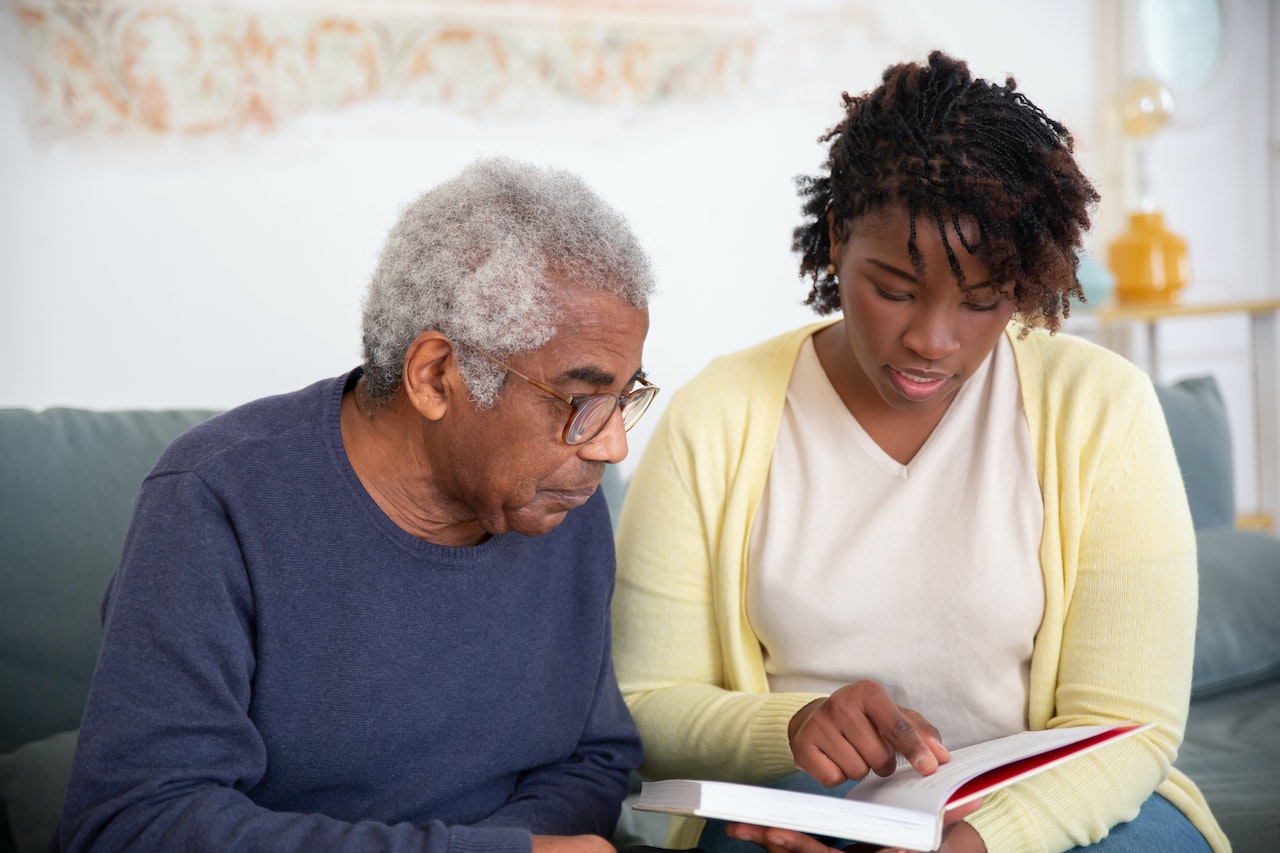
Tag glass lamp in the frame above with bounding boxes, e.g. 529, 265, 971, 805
1107, 77, 1189, 304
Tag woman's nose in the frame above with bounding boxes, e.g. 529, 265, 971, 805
901, 306, 961, 361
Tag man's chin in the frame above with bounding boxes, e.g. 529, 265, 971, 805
507, 511, 571, 538
500, 490, 595, 537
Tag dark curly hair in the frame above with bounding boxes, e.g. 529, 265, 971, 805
793, 50, 1100, 331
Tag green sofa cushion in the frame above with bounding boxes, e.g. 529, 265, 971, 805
0, 729, 77, 853
0, 407, 216, 754
1192, 526, 1280, 697
1154, 376, 1235, 530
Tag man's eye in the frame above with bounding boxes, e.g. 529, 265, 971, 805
621, 374, 648, 395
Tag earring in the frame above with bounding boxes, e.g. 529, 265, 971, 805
826, 263, 837, 276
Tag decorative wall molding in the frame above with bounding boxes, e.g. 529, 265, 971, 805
13, 0, 774, 137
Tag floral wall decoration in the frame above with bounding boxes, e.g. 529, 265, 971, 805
12, 0, 782, 138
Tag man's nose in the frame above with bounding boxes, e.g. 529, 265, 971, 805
578, 406, 628, 464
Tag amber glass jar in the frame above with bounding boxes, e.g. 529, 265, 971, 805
1108, 211, 1189, 303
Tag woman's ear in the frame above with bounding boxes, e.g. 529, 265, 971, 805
401, 331, 457, 422
826, 209, 842, 267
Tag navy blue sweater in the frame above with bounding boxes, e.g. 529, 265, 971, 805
57, 372, 641, 853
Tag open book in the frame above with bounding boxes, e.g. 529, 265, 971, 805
634, 723, 1151, 852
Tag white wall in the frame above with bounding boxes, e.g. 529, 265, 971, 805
2, 0, 1272, 502
1091, 0, 1280, 517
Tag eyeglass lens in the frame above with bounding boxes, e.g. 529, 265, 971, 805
564, 386, 658, 445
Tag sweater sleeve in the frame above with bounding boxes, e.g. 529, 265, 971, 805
56, 471, 534, 853
967, 365, 1200, 852
612, 362, 823, 785
476, 607, 640, 838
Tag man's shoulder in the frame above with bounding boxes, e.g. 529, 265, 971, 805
153, 374, 346, 478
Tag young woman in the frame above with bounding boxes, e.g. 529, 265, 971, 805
611, 52, 1227, 853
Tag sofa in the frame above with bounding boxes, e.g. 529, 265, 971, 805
0, 407, 218, 853
1153, 379, 1280, 852
2, 376, 1277, 852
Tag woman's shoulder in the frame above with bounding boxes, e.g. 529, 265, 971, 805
708, 321, 830, 371
670, 321, 832, 409
1009, 326, 1153, 400
1008, 327, 1163, 450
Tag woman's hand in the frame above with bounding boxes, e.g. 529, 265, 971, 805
788, 681, 950, 786
723, 798, 986, 853
531, 834, 616, 853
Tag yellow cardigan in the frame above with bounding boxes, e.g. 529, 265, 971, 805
612, 321, 1229, 853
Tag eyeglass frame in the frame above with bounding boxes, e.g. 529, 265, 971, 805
472, 347, 659, 446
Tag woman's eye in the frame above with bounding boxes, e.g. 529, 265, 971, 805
873, 284, 911, 302
964, 300, 1003, 312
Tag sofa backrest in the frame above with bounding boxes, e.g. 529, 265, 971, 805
1153, 376, 1235, 530
0, 407, 218, 754
0, 375, 1241, 753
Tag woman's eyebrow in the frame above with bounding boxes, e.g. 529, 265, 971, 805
865, 258, 917, 281
865, 257, 994, 290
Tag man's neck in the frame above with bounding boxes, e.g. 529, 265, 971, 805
339, 382, 488, 547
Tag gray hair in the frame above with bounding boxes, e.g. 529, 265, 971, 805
360, 157, 655, 407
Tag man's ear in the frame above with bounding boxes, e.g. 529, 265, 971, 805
401, 331, 458, 422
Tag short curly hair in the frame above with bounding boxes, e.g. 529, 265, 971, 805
361, 157, 655, 407
793, 50, 1099, 330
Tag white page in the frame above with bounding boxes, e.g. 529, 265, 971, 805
847, 724, 1151, 812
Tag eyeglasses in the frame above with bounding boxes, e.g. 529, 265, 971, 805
474, 348, 660, 446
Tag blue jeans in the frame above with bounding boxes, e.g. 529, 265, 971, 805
698, 771, 1211, 853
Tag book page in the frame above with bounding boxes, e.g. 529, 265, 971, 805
634, 724, 1149, 851
636, 779, 939, 851
845, 724, 1149, 813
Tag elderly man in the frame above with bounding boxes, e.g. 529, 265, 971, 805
56, 158, 656, 853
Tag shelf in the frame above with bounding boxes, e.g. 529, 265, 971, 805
1079, 297, 1280, 323
1069, 297, 1280, 531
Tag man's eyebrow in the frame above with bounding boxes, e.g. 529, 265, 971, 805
558, 367, 611, 386
559, 366, 646, 387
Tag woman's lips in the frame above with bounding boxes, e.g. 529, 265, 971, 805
887, 366, 950, 402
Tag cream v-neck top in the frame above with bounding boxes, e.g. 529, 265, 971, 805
746, 334, 1044, 748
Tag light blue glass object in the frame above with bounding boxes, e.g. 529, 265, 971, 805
1076, 253, 1116, 310
1140, 0, 1224, 91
